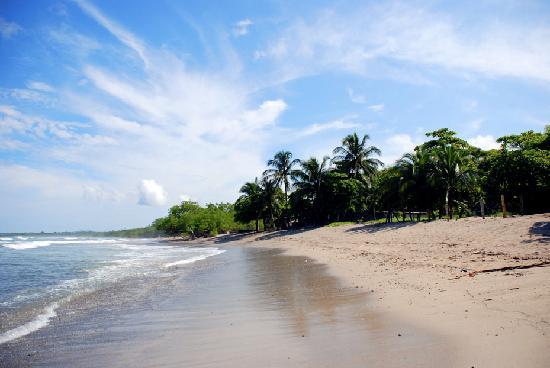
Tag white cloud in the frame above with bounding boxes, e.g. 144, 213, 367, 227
347, 88, 367, 104
75, 0, 149, 65
368, 104, 384, 112
0, 106, 113, 146
379, 133, 420, 165
0, 88, 53, 105
0, 138, 27, 151
138, 179, 167, 206
233, 19, 253, 37
241, 99, 287, 128
468, 134, 500, 150
257, 3, 550, 83
82, 185, 124, 202
0, 17, 21, 39
48, 28, 101, 53
300, 119, 360, 136
27, 81, 55, 93
179, 194, 191, 202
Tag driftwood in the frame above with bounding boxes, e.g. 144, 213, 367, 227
475, 261, 550, 274
452, 261, 550, 279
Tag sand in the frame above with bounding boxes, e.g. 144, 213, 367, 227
210, 214, 550, 367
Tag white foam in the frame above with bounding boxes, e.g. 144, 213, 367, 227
1, 239, 120, 250
164, 249, 225, 268
0, 237, 13, 241
0, 303, 58, 345
2, 241, 54, 250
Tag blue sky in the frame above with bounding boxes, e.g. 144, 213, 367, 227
1, 0, 549, 232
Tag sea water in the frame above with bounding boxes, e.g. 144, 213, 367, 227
0, 236, 224, 345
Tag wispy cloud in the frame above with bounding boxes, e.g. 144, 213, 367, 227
467, 118, 483, 132
0, 2, 289, 217
368, 104, 384, 112
300, 119, 360, 136
256, 3, 550, 83
347, 88, 367, 104
0, 17, 21, 39
233, 19, 253, 37
75, 0, 149, 66
27, 81, 55, 93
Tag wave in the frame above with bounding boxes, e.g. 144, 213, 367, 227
0, 237, 13, 241
1, 239, 121, 250
164, 249, 225, 268
2, 241, 54, 250
0, 303, 58, 345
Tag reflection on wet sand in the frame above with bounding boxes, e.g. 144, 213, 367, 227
2, 247, 452, 367
245, 248, 367, 337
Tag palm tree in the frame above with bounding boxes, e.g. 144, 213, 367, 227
397, 147, 434, 217
432, 145, 473, 220
260, 176, 283, 230
294, 156, 330, 197
332, 133, 383, 181
293, 156, 330, 223
263, 150, 300, 202
235, 179, 263, 232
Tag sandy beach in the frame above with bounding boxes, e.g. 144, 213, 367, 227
209, 214, 550, 367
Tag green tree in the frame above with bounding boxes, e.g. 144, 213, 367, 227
482, 126, 550, 216
291, 156, 330, 225
263, 150, 300, 202
332, 133, 383, 182
260, 177, 285, 230
396, 147, 436, 217
234, 179, 263, 232
432, 145, 475, 219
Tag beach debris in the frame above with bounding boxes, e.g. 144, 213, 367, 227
397, 333, 402, 336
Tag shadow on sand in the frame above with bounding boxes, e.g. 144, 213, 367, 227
524, 221, 550, 244
213, 227, 317, 244
345, 221, 420, 234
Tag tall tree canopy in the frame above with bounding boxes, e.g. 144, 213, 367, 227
332, 133, 383, 181
263, 150, 300, 201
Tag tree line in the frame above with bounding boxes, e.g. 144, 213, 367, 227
153, 126, 549, 237
233, 127, 550, 230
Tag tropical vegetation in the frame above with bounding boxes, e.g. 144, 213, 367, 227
149, 126, 549, 237
234, 127, 549, 229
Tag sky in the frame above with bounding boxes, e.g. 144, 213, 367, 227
1, 0, 549, 232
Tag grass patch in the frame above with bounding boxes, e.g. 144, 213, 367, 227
325, 221, 357, 227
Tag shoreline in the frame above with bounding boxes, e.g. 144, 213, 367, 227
3, 247, 449, 367
204, 214, 550, 367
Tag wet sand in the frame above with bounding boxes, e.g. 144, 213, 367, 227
1, 247, 451, 367
211, 214, 550, 367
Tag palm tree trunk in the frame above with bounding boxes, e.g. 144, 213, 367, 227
500, 193, 508, 218
255, 218, 259, 232
445, 188, 450, 220
519, 194, 524, 215
480, 199, 485, 219
448, 189, 454, 220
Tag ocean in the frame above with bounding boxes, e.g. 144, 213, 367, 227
0, 236, 224, 346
